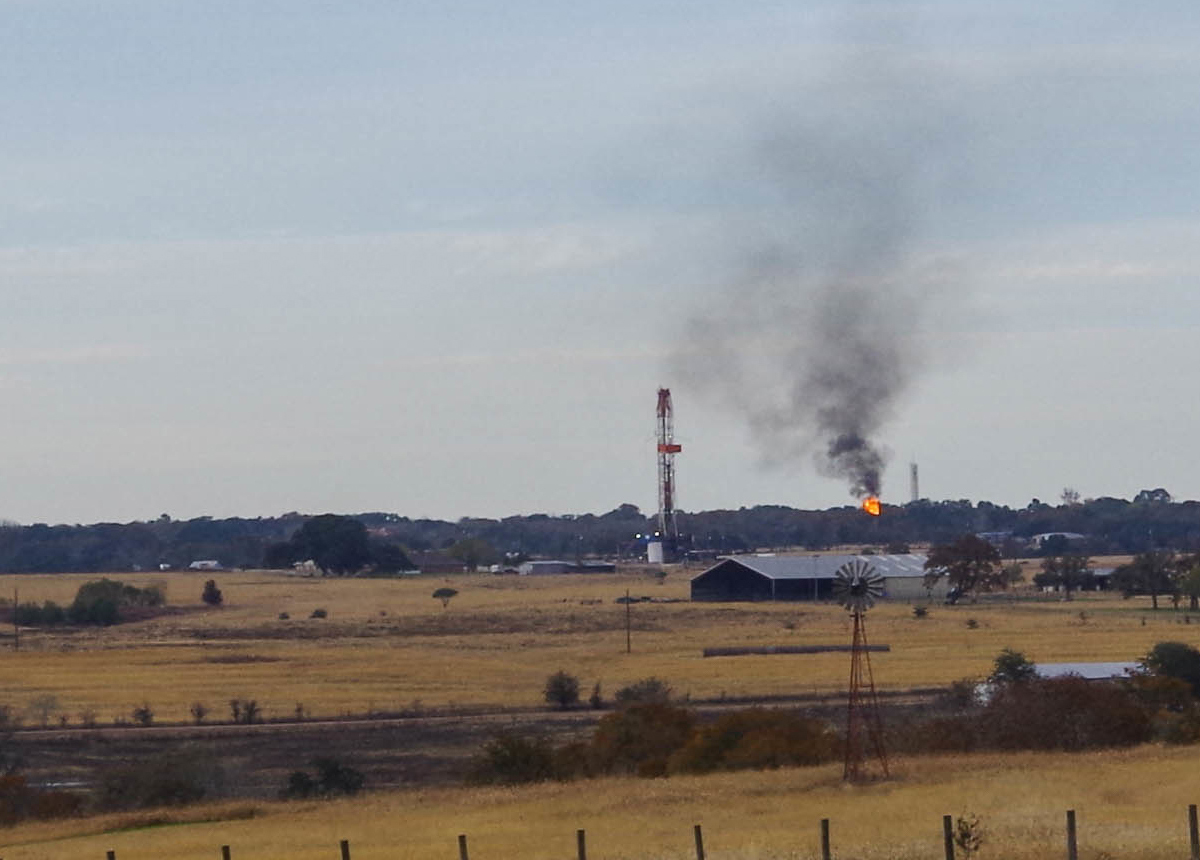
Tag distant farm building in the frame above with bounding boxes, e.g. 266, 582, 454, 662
690, 554, 944, 602
1029, 532, 1087, 549
188, 559, 222, 571
518, 560, 617, 575
1035, 661, 1139, 680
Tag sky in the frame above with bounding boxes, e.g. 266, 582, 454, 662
2, 1, 1199, 525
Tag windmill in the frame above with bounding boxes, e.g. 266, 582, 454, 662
833, 559, 890, 781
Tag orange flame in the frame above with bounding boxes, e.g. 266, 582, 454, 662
862, 496, 881, 517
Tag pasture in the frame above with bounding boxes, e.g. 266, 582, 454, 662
4, 745, 1200, 859
0, 562, 1191, 724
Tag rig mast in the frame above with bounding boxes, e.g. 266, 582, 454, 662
656, 388, 682, 553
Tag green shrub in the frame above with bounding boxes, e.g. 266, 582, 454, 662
467, 732, 557, 785
67, 578, 165, 626
543, 671, 580, 710
201, 579, 223, 607
1142, 641, 1200, 696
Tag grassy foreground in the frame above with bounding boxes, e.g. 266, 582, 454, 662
4, 744, 1200, 859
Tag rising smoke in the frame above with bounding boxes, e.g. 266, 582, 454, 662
677, 56, 968, 500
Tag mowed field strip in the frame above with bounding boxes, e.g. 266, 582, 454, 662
0, 562, 1191, 721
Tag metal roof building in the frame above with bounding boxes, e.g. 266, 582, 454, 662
690, 553, 942, 602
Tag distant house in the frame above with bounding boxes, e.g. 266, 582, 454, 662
410, 551, 464, 575
188, 560, 222, 571
518, 560, 617, 575
690, 554, 943, 602
1029, 532, 1087, 549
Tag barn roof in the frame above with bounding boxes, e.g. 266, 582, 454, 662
696, 553, 929, 581
1035, 661, 1140, 680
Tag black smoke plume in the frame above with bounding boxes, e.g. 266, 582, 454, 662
676, 59, 966, 500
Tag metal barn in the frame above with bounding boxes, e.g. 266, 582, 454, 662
690, 553, 942, 602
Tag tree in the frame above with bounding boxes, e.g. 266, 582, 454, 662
432, 587, 458, 609
923, 535, 1005, 599
448, 537, 497, 572
543, 670, 580, 710
1112, 550, 1176, 609
990, 648, 1038, 685
265, 515, 373, 575
1178, 557, 1200, 611
1033, 555, 1093, 599
201, 579, 223, 607
1141, 641, 1200, 697
1134, 488, 1172, 504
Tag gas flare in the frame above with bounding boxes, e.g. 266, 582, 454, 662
861, 496, 881, 517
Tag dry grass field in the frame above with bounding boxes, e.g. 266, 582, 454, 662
5, 745, 1200, 859
4, 564, 1200, 857
0, 562, 1194, 724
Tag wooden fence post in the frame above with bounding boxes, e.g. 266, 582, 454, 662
1190, 804, 1199, 860
1066, 810, 1077, 860
942, 814, 954, 860
340, 838, 351, 860
820, 818, 831, 860
221, 846, 232, 860
577, 829, 587, 860
694, 824, 706, 860
458, 833, 470, 860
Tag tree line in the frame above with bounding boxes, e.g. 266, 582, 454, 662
0, 489, 1196, 574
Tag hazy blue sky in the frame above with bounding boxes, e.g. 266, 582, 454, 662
2, 1, 1198, 525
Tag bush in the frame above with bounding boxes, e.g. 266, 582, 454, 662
1142, 642, 1200, 696
201, 580, 223, 607
281, 757, 364, 799
468, 732, 557, 785
982, 676, 1151, 751
590, 702, 694, 777
13, 601, 66, 626
614, 677, 672, 707
131, 702, 154, 727
544, 671, 580, 710
310, 608, 327, 619
67, 578, 165, 626
97, 746, 225, 810
0, 774, 83, 825
668, 708, 838, 774
989, 648, 1038, 685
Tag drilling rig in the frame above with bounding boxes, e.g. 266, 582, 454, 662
654, 387, 682, 563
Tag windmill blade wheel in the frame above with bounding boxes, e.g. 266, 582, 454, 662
833, 560, 884, 613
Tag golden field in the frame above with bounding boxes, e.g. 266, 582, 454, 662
0, 563, 1194, 723
4, 564, 1200, 858
5, 745, 1200, 859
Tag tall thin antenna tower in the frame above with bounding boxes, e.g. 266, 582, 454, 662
910, 461, 919, 503
656, 388, 682, 553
